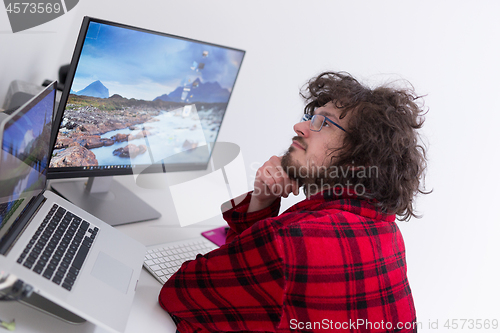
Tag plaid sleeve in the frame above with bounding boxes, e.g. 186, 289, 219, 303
159, 218, 285, 333
221, 191, 281, 243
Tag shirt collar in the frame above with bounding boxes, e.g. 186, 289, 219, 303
291, 188, 396, 222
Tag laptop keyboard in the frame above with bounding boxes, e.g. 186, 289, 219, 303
17, 203, 99, 291
144, 238, 218, 284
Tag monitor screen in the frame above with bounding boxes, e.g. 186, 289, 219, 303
48, 17, 245, 179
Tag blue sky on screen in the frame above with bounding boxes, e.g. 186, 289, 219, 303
2, 90, 54, 156
71, 22, 244, 101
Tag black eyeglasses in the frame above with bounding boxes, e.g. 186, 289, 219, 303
301, 114, 346, 132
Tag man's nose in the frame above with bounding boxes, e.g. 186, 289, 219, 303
294, 120, 310, 137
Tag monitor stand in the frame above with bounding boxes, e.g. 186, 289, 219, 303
50, 176, 161, 226
19, 292, 86, 324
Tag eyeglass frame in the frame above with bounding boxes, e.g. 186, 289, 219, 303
301, 113, 346, 132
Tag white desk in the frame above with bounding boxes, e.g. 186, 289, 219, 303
0, 173, 228, 333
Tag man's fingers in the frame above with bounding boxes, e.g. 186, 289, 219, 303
254, 155, 300, 200
292, 179, 300, 195
265, 171, 298, 198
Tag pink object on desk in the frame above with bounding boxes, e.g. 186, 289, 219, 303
201, 226, 228, 246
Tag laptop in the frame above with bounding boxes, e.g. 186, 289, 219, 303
0, 81, 146, 333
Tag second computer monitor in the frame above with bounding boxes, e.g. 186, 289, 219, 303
49, 16, 245, 179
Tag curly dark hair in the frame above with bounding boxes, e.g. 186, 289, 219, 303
301, 71, 429, 221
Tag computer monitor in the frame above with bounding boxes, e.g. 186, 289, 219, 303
48, 17, 245, 226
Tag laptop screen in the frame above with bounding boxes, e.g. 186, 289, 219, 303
0, 83, 56, 245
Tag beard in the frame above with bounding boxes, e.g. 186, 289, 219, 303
281, 136, 331, 189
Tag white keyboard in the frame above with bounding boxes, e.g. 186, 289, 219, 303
143, 237, 218, 284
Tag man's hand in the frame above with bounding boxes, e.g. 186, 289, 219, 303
248, 156, 300, 213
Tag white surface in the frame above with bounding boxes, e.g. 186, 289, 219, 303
1, 1, 500, 330
170, 169, 230, 227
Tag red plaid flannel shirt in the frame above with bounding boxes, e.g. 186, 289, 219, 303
159, 190, 417, 332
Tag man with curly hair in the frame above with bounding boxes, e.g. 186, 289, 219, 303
159, 72, 428, 332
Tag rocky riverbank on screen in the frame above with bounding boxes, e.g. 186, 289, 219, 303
50, 94, 225, 168
50, 95, 169, 167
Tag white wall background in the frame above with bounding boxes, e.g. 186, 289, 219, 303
1, 0, 499, 330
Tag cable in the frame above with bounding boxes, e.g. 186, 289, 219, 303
0, 273, 17, 291
0, 272, 34, 301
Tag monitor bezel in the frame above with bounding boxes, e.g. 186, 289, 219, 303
48, 16, 245, 179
